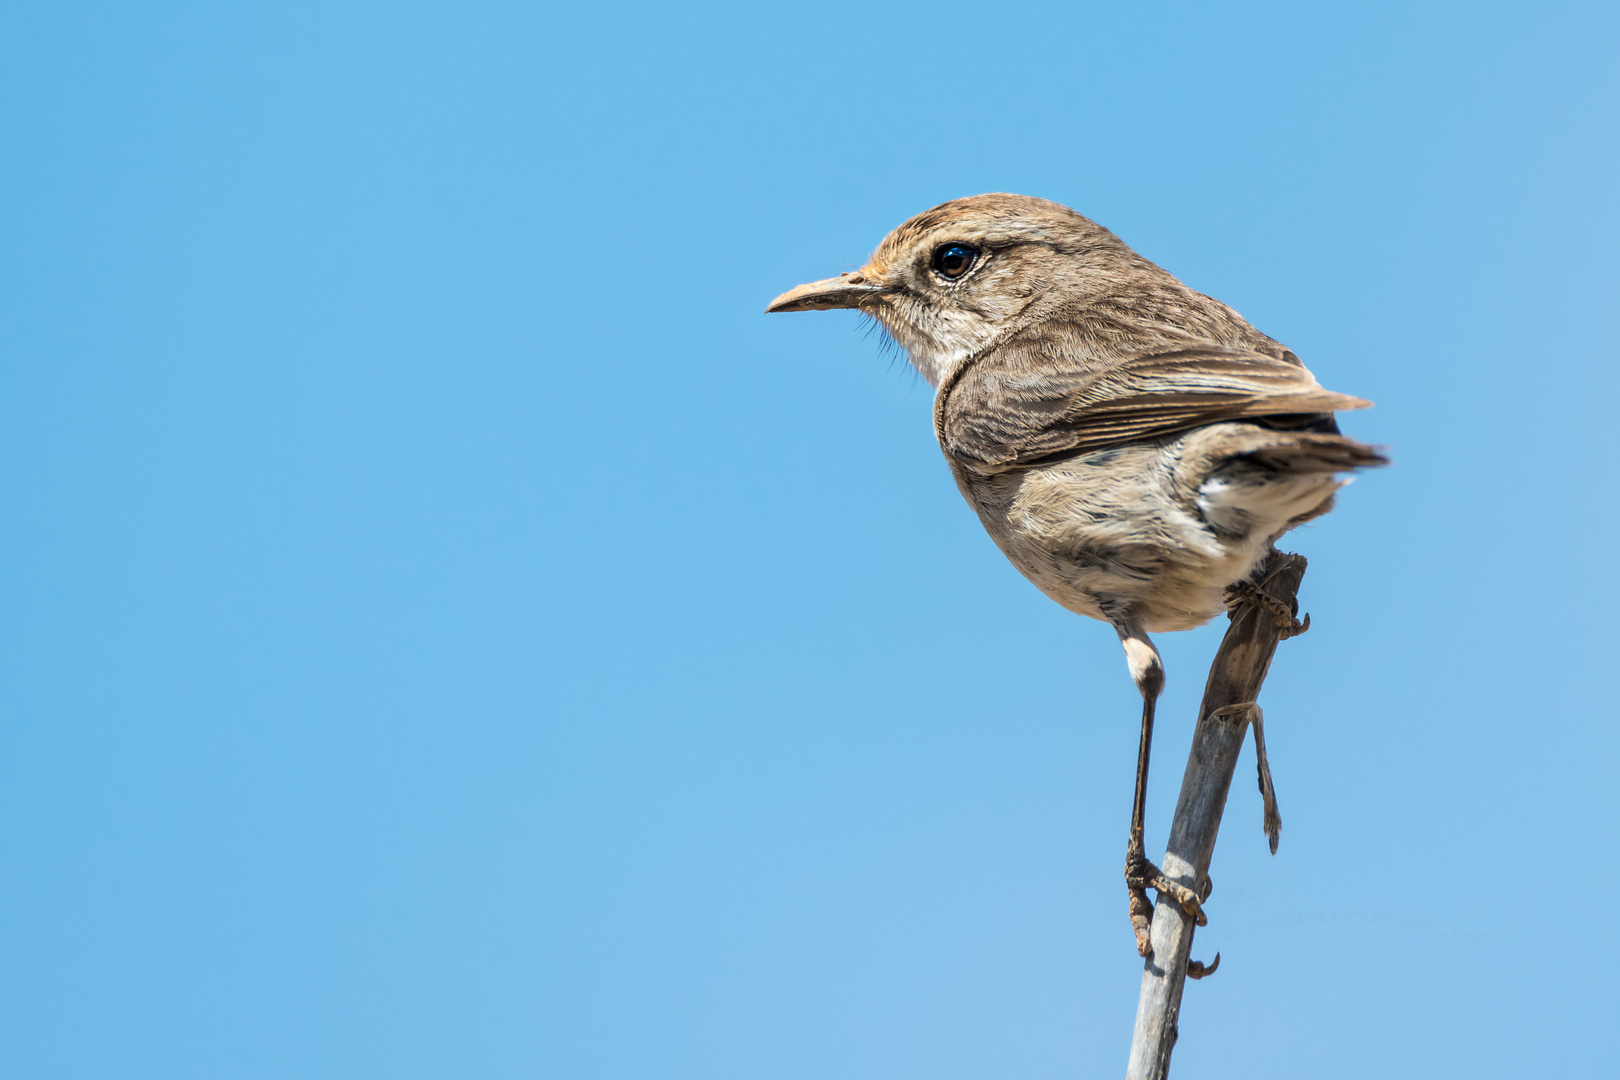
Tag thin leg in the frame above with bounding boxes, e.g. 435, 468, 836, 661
1251, 705, 1282, 854
1114, 619, 1205, 958
1210, 700, 1284, 854
1124, 690, 1158, 952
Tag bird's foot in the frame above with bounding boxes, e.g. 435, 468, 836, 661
1187, 952, 1221, 980
1125, 850, 1207, 958
1226, 579, 1310, 639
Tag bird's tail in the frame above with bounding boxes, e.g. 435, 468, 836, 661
1192, 425, 1388, 537
1236, 430, 1389, 474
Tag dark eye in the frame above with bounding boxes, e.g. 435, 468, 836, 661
932, 243, 979, 279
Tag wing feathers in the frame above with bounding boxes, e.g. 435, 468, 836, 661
938, 346, 1374, 471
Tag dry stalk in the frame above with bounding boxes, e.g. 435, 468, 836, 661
1125, 549, 1308, 1079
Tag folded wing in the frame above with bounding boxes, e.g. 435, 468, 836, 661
937, 346, 1373, 473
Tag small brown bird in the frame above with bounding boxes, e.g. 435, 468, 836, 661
767, 194, 1385, 958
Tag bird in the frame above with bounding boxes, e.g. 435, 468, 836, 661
765, 193, 1385, 959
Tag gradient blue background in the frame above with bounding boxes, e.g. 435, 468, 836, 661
4, 2, 1616, 1076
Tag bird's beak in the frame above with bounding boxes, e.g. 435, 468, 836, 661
765, 271, 887, 313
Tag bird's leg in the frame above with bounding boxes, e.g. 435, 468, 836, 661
1225, 579, 1310, 639
1210, 701, 1283, 853
1251, 705, 1282, 854
1123, 691, 1208, 955
1115, 620, 1206, 958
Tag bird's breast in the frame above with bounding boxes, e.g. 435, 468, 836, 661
943, 440, 1270, 633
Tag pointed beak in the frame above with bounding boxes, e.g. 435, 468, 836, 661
765, 271, 887, 313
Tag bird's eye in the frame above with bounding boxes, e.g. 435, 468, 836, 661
932, 243, 979, 280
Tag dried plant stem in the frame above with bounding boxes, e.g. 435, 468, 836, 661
1125, 550, 1308, 1080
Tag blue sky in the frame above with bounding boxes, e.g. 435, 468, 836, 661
3, 2, 1617, 1077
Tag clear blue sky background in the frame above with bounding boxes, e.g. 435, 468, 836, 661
3, 2, 1617, 1077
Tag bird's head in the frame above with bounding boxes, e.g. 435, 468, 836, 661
766, 194, 1150, 386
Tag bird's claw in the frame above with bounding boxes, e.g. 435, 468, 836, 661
1225, 580, 1309, 639
1129, 885, 1154, 957
1187, 952, 1221, 980
1125, 852, 1206, 957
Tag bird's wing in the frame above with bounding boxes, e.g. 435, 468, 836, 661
937, 346, 1372, 473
